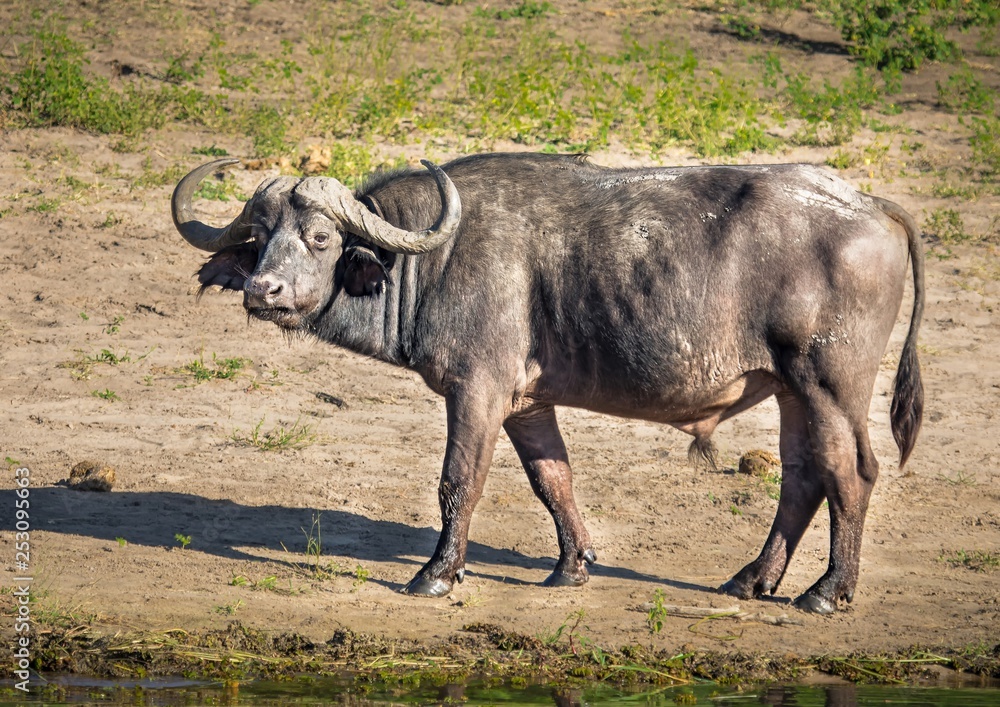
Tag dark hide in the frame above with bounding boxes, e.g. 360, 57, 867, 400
189, 152, 925, 614
342, 244, 393, 297
197, 243, 257, 294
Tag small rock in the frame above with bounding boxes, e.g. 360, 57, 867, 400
244, 156, 294, 173
738, 449, 780, 477
315, 391, 345, 408
299, 145, 331, 176
243, 157, 274, 171
68, 460, 116, 492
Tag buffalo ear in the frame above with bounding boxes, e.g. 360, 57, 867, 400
197, 243, 258, 295
343, 245, 392, 296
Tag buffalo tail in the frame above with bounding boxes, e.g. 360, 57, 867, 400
875, 197, 925, 469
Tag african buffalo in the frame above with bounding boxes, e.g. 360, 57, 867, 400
172, 153, 923, 614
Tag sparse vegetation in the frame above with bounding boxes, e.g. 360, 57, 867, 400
731, 0, 998, 76
213, 599, 243, 615
62, 347, 135, 380
761, 471, 782, 501
646, 588, 668, 634
352, 564, 370, 590
0, 17, 865, 164
940, 549, 1000, 572
319, 143, 393, 187
492, 1, 553, 21
288, 513, 369, 589
193, 144, 228, 157
27, 196, 61, 213
302, 512, 325, 577
231, 417, 317, 451
781, 66, 878, 147
193, 173, 247, 201
174, 533, 192, 550
938, 469, 976, 486
937, 66, 994, 114
456, 588, 485, 609
929, 179, 997, 200
255, 575, 279, 591
98, 212, 123, 228
133, 157, 186, 189
103, 314, 125, 335
969, 116, 1000, 176
834, 0, 960, 72
94, 348, 131, 365
826, 148, 858, 170
1, 587, 102, 630
229, 574, 297, 593
2, 30, 168, 135
181, 354, 250, 382
91, 388, 119, 402
1, 2, 995, 168
539, 609, 594, 656
924, 208, 973, 244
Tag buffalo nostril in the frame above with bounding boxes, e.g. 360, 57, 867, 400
246, 278, 284, 301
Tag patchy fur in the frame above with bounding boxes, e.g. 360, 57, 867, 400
181, 152, 924, 612
197, 243, 257, 296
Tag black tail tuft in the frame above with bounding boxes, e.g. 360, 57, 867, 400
890, 341, 923, 469
874, 195, 925, 471
687, 435, 719, 470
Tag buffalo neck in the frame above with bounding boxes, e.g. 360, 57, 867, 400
311, 252, 420, 369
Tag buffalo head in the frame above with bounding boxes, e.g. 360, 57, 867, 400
171, 158, 461, 330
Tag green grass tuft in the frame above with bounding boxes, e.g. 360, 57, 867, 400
940, 549, 1000, 572
924, 208, 973, 244
181, 354, 250, 382
231, 417, 317, 451
91, 388, 120, 402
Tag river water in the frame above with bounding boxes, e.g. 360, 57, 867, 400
4, 674, 1000, 706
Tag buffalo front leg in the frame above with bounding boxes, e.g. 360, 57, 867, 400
402, 387, 505, 597
504, 405, 595, 587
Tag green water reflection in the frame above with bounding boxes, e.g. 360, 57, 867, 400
3, 676, 1000, 706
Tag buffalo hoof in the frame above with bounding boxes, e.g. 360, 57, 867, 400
401, 575, 453, 597
792, 591, 836, 615
718, 578, 752, 599
718, 577, 774, 599
718, 562, 778, 599
542, 570, 588, 588
582, 548, 597, 565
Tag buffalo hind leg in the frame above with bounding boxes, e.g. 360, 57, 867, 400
403, 385, 505, 597
720, 390, 824, 599
504, 405, 596, 587
793, 401, 879, 614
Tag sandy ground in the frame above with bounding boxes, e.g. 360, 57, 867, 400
1, 0, 999, 663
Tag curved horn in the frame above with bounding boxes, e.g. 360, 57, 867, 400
172, 158, 254, 252
308, 159, 461, 255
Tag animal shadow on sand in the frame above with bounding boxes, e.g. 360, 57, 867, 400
0, 487, 715, 595
710, 25, 849, 57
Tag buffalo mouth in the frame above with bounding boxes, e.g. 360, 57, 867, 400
246, 305, 304, 330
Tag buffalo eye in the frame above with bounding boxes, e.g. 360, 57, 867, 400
312, 232, 330, 249
251, 225, 269, 244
